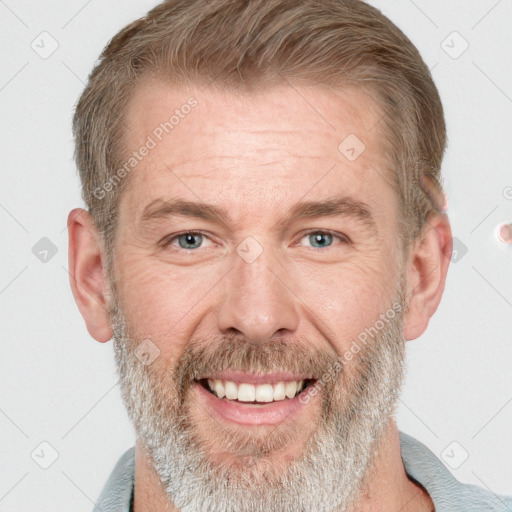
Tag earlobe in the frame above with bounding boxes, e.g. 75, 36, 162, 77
403, 212, 453, 341
67, 208, 113, 343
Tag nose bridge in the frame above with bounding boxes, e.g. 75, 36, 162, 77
216, 238, 299, 342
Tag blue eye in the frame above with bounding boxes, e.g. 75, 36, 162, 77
161, 231, 210, 251
299, 230, 349, 249
160, 229, 348, 253
176, 232, 203, 249
308, 232, 333, 248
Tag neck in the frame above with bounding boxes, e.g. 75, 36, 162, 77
132, 418, 434, 512
344, 419, 434, 512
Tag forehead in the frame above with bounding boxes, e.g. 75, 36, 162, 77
118, 78, 396, 228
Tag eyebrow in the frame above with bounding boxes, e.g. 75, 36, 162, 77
139, 195, 377, 234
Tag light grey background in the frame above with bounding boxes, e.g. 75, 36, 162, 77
1, 0, 511, 510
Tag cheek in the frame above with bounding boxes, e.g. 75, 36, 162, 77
114, 253, 222, 343
293, 254, 399, 350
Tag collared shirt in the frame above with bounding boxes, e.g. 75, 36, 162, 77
94, 431, 512, 512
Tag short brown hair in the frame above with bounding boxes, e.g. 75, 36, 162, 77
72, 0, 446, 265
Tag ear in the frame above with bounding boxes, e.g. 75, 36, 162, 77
67, 208, 113, 343
403, 212, 453, 341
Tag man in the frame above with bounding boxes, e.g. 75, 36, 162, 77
67, 0, 512, 511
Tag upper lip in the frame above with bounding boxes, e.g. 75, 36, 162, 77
195, 371, 315, 385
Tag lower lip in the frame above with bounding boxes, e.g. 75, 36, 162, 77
194, 382, 315, 426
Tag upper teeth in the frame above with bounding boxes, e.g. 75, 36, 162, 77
206, 379, 306, 402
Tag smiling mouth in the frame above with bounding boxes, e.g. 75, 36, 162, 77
197, 378, 316, 404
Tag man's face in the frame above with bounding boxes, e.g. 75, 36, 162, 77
107, 80, 409, 511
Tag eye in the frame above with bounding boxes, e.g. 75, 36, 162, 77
160, 231, 214, 251
298, 230, 350, 249
159, 229, 349, 253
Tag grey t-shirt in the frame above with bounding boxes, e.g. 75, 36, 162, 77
94, 430, 512, 511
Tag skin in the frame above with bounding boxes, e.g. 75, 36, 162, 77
68, 79, 452, 511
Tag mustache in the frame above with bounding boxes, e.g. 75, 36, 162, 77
173, 335, 340, 398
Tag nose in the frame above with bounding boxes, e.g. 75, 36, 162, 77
216, 244, 300, 343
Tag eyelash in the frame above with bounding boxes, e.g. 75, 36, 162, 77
159, 229, 350, 252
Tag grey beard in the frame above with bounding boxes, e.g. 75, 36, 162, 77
110, 292, 406, 512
